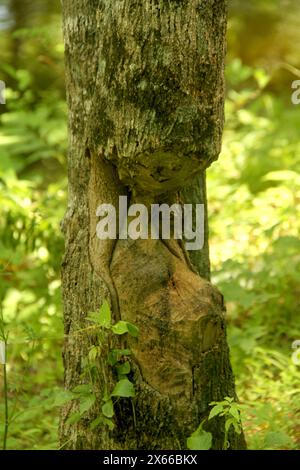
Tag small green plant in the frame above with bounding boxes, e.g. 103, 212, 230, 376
63, 300, 139, 431
187, 397, 244, 450
208, 397, 244, 450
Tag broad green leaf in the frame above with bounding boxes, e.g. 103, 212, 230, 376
116, 361, 131, 377
187, 430, 212, 451
102, 400, 114, 418
111, 321, 139, 337
208, 403, 224, 420
112, 321, 129, 335
126, 322, 139, 338
99, 300, 111, 327
111, 379, 135, 398
79, 394, 96, 415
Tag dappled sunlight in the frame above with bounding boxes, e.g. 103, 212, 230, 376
208, 55, 300, 448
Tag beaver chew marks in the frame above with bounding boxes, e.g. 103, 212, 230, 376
111, 237, 226, 399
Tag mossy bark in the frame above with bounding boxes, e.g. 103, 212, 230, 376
60, 0, 246, 450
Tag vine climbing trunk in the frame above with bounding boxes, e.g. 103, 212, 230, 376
60, 0, 246, 450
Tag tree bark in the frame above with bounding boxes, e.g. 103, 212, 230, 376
60, 0, 246, 450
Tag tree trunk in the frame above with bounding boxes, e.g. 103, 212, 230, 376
60, 0, 246, 450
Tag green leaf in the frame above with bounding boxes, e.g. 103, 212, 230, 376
90, 416, 102, 430
224, 397, 234, 403
87, 300, 111, 327
107, 350, 118, 366
88, 346, 99, 362
72, 384, 92, 396
187, 429, 212, 451
79, 394, 96, 415
229, 405, 240, 422
126, 322, 139, 338
225, 418, 241, 434
99, 300, 111, 327
112, 321, 129, 335
111, 321, 139, 337
103, 418, 115, 430
66, 412, 81, 426
225, 418, 234, 432
102, 400, 114, 418
116, 361, 131, 377
87, 311, 102, 324
111, 379, 135, 398
208, 403, 224, 420
53, 390, 75, 407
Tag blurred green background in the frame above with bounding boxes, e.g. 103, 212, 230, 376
0, 0, 299, 450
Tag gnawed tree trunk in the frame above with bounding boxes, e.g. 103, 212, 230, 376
60, 0, 246, 450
